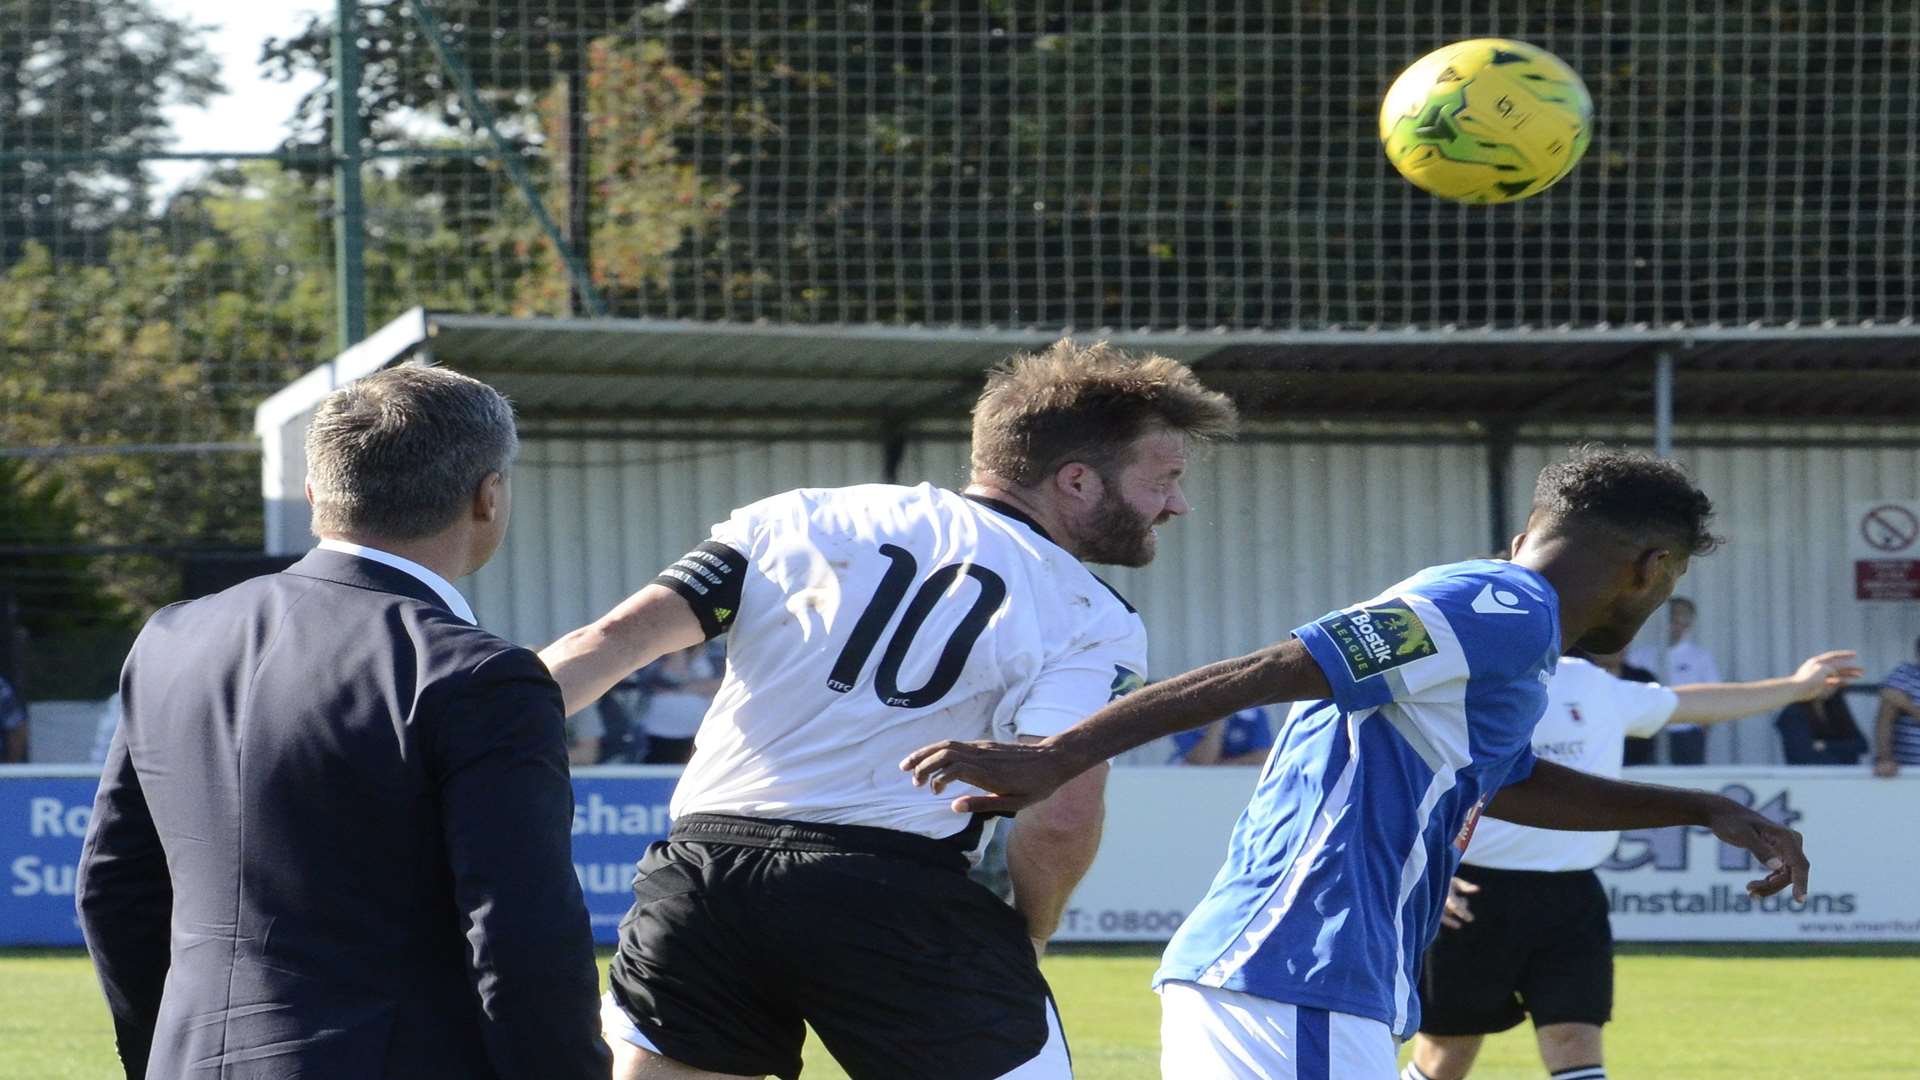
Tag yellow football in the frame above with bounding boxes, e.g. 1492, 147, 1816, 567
1380, 39, 1593, 204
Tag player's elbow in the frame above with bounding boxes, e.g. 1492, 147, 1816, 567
1019, 760, 1109, 840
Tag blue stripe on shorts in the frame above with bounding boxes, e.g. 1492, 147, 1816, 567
1296, 1005, 1331, 1080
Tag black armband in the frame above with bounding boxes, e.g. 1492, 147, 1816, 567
652, 541, 748, 639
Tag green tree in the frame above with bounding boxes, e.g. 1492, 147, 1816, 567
0, 235, 269, 615
0, 0, 221, 267
0, 158, 534, 616
503, 36, 745, 316
0, 457, 123, 634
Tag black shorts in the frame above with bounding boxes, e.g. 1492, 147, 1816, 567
1417, 864, 1613, 1036
606, 813, 1063, 1080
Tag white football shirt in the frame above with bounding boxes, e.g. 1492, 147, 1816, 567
1626, 638, 1721, 734
1462, 656, 1679, 871
661, 483, 1148, 843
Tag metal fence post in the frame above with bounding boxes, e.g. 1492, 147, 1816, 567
333, 0, 368, 348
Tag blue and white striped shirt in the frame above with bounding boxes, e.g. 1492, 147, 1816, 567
1885, 662, 1920, 765
1155, 559, 1560, 1038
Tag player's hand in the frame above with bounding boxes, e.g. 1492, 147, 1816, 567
1787, 650, 1864, 699
1440, 877, 1480, 930
899, 739, 1085, 814
1704, 797, 1809, 901
1873, 759, 1900, 779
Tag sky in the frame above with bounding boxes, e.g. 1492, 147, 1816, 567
150, 0, 326, 192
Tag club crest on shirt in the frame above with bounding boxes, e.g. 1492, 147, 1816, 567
1109, 665, 1145, 701
1318, 602, 1438, 681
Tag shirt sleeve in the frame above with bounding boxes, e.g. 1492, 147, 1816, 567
1497, 743, 1539, 789
649, 502, 767, 640
1294, 570, 1557, 773
1611, 678, 1682, 738
1011, 618, 1149, 740
1293, 589, 1499, 714
1232, 709, 1277, 754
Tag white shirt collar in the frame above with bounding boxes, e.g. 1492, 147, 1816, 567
316, 539, 477, 624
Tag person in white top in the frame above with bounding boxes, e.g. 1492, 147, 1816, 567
1403, 646, 1860, 1080
1625, 596, 1721, 763
539, 340, 1237, 1080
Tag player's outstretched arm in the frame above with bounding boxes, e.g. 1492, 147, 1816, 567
902, 637, 1332, 814
1486, 759, 1809, 900
538, 584, 706, 716
1666, 649, 1861, 726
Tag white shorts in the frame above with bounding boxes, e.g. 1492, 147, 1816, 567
601, 991, 1074, 1078
1157, 981, 1399, 1080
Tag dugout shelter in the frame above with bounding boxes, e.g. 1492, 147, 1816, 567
256, 308, 1920, 764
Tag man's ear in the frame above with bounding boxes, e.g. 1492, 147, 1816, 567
473, 472, 503, 522
1631, 546, 1672, 589
1051, 461, 1103, 505
1506, 531, 1527, 559
304, 477, 316, 508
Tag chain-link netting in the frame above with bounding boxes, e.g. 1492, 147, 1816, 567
10, 2, 1918, 429
371, 0, 1916, 330
2, 0, 1917, 642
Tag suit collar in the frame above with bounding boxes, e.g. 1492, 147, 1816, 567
285, 547, 468, 619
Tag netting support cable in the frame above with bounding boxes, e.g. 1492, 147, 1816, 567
1483, 420, 1518, 554
0, 149, 506, 163
1653, 351, 1675, 460
0, 443, 256, 459
406, 0, 608, 318
332, 0, 368, 348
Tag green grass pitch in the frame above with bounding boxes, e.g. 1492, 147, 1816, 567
3, 944, 1914, 1078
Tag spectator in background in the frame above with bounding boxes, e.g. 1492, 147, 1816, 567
1588, 649, 1662, 767
630, 641, 723, 765
1407, 646, 1858, 1080
90, 692, 123, 765
590, 670, 648, 763
1776, 683, 1868, 765
1626, 595, 1719, 764
1168, 705, 1274, 765
1872, 634, 1920, 777
565, 700, 605, 766
0, 670, 26, 762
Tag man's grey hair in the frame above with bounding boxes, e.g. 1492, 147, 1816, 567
306, 365, 519, 541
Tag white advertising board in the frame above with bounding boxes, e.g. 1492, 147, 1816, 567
1057, 767, 1920, 943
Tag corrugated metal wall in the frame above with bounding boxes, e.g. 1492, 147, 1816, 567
898, 434, 1493, 679
473, 425, 1492, 689
469, 420, 1920, 765
1512, 424, 1920, 764
467, 429, 887, 646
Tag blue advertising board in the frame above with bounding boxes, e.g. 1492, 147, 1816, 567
1, 767, 682, 948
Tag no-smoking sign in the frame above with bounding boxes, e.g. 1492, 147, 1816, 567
1852, 500, 1920, 600
1860, 504, 1920, 554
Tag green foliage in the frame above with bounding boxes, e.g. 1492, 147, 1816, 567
0, 158, 543, 621
504, 36, 745, 316
0, 459, 122, 634
0, 0, 220, 266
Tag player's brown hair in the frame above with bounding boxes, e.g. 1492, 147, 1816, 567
969, 339, 1239, 487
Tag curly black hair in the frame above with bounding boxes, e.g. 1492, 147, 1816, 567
1531, 445, 1722, 556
